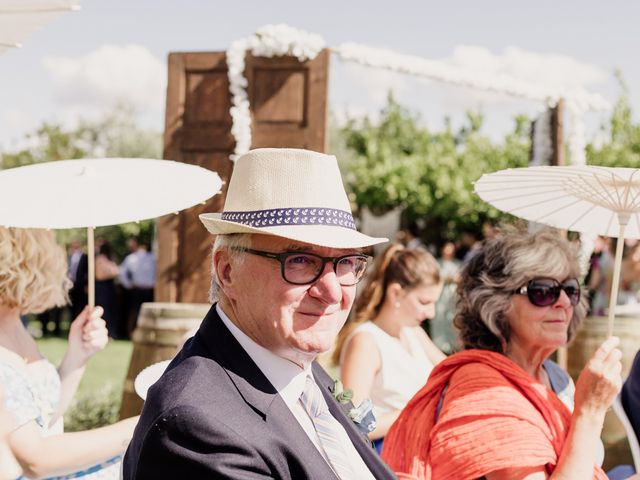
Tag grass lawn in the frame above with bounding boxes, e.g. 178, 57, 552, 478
37, 337, 133, 399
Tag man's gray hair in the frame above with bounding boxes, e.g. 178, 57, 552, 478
209, 233, 253, 302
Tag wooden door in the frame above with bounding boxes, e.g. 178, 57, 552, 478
156, 49, 330, 303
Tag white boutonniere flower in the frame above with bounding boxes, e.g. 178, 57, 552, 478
331, 379, 377, 434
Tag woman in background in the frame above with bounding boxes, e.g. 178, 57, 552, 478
382, 228, 630, 480
431, 241, 460, 353
95, 241, 120, 338
0, 227, 137, 479
0, 389, 21, 480
335, 244, 445, 452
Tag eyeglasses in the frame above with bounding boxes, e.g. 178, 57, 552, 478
514, 277, 581, 307
233, 248, 370, 286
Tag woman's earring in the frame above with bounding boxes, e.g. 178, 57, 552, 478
394, 301, 401, 310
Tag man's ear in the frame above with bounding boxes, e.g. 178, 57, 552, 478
214, 249, 235, 294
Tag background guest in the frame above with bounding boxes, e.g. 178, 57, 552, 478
431, 241, 460, 353
119, 237, 156, 336
95, 241, 120, 339
383, 228, 627, 479
335, 243, 445, 452
0, 227, 137, 478
69, 251, 88, 321
0, 388, 21, 480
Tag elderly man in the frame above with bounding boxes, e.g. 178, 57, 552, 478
123, 148, 396, 479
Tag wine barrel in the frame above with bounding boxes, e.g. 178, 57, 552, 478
567, 315, 640, 470
119, 302, 211, 419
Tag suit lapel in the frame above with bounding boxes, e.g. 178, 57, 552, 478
197, 306, 276, 414
195, 306, 339, 479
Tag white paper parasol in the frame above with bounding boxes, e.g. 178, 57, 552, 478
0, 158, 222, 307
134, 359, 171, 401
475, 165, 640, 336
0, 0, 80, 55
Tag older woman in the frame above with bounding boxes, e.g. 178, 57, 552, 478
382, 228, 627, 480
335, 244, 445, 451
0, 227, 137, 479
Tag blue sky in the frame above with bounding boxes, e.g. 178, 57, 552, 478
1, 0, 638, 152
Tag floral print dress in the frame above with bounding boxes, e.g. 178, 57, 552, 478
0, 359, 121, 479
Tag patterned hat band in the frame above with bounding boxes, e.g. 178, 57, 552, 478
221, 207, 357, 230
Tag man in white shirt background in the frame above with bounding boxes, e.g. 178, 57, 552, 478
119, 237, 156, 337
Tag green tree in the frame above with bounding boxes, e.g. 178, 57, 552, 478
586, 73, 640, 168
1, 123, 87, 169
335, 95, 530, 246
0, 103, 161, 259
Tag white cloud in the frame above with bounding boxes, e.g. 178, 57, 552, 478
334, 45, 609, 125
331, 104, 378, 127
0, 109, 40, 151
342, 63, 410, 104
433, 45, 609, 110
2, 109, 36, 134
42, 44, 166, 113
446, 45, 607, 90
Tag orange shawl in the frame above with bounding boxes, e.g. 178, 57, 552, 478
381, 349, 607, 480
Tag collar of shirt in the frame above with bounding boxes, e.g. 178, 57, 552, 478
216, 304, 312, 410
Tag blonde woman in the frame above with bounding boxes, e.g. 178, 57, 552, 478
335, 244, 445, 451
0, 228, 137, 479
0, 389, 21, 480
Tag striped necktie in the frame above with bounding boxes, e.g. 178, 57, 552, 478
300, 375, 357, 480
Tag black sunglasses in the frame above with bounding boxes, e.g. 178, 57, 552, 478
232, 248, 370, 286
514, 277, 581, 307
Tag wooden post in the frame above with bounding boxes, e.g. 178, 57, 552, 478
551, 98, 565, 166
551, 98, 568, 369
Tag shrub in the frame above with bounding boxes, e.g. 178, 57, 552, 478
64, 384, 121, 432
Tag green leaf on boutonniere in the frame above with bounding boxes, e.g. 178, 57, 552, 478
330, 379, 354, 404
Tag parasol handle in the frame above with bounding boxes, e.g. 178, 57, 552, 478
606, 214, 629, 337
87, 226, 95, 310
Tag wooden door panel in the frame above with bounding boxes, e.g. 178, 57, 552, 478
184, 71, 232, 125
252, 67, 307, 124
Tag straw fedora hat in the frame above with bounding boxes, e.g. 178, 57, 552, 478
199, 148, 387, 249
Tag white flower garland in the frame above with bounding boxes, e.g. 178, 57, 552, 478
226, 24, 325, 161
566, 104, 587, 166
226, 29, 608, 168
332, 42, 610, 114
332, 42, 611, 167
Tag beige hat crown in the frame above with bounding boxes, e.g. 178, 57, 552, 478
199, 148, 387, 249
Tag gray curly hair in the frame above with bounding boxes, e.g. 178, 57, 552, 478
454, 227, 588, 353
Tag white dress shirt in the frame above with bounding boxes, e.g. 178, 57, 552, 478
119, 248, 156, 289
217, 305, 375, 480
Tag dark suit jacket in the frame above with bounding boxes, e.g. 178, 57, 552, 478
123, 305, 397, 479
622, 350, 640, 443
